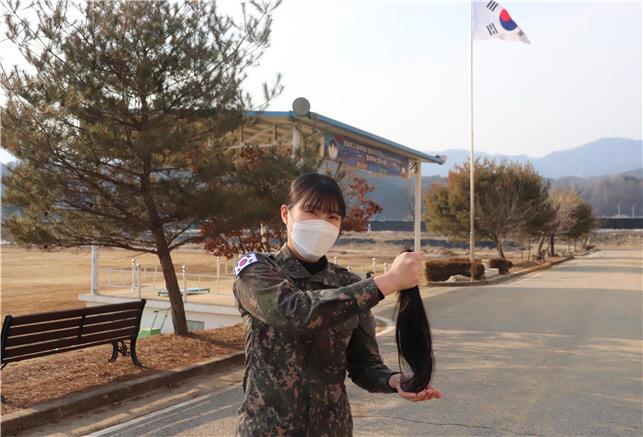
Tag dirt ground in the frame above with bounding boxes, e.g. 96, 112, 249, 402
0, 323, 244, 415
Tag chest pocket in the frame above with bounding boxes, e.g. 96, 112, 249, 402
331, 314, 360, 355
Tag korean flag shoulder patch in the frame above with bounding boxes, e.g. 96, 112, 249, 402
234, 253, 259, 277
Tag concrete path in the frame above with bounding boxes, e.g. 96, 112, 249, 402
24, 249, 642, 436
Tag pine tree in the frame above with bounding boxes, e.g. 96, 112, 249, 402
1, 0, 283, 335
424, 158, 552, 258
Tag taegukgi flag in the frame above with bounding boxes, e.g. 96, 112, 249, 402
473, 1, 530, 44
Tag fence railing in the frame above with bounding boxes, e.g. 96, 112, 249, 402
97, 256, 393, 302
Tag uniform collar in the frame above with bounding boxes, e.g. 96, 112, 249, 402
275, 243, 340, 287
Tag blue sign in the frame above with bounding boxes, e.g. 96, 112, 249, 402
324, 133, 410, 178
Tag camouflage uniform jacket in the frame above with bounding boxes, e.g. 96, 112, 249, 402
232, 243, 399, 437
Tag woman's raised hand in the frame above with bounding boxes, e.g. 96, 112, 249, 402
373, 251, 425, 296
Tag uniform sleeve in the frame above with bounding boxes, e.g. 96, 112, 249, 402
346, 309, 400, 393
233, 256, 382, 333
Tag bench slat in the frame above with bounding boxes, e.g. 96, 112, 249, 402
9, 301, 142, 326
8, 310, 142, 336
1, 336, 132, 364
3, 326, 138, 358
5, 318, 140, 347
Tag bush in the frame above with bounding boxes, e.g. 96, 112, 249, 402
488, 258, 513, 274
425, 258, 485, 282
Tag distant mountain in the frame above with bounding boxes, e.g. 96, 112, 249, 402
551, 169, 643, 217
362, 162, 643, 221
422, 137, 642, 179
613, 167, 643, 178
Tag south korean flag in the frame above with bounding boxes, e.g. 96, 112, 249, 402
473, 1, 531, 45
234, 253, 259, 277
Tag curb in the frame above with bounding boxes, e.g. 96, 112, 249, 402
426, 254, 577, 287
1, 350, 245, 435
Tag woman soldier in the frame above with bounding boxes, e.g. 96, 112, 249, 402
232, 173, 442, 436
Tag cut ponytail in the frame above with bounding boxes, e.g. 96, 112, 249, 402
394, 249, 435, 392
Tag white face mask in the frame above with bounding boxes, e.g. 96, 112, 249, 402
288, 211, 340, 261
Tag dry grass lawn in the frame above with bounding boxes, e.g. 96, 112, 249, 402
0, 245, 235, 319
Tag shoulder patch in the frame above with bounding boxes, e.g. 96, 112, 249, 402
234, 253, 259, 277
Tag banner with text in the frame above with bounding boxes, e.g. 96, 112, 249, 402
324, 133, 410, 178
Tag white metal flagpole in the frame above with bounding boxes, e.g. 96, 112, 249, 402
469, 0, 476, 267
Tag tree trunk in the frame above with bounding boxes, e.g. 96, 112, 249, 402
154, 231, 189, 335
548, 234, 555, 257
537, 235, 545, 255
140, 155, 189, 335
494, 237, 505, 259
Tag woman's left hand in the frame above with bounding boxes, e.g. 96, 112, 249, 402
389, 373, 443, 402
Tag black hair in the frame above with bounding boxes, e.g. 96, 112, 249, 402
394, 249, 435, 392
287, 173, 346, 218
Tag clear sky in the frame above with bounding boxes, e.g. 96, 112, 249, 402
1, 0, 641, 164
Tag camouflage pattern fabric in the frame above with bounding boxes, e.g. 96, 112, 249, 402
232, 242, 400, 437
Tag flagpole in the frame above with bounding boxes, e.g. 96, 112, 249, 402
469, 0, 476, 269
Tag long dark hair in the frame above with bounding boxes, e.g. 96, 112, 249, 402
394, 249, 435, 392
287, 173, 346, 218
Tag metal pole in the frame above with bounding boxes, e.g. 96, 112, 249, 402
131, 259, 136, 293
136, 263, 141, 298
414, 161, 422, 252
182, 265, 187, 303
469, 0, 476, 268
91, 245, 98, 294
371, 257, 376, 273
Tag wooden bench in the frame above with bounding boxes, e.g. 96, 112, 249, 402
1, 300, 147, 369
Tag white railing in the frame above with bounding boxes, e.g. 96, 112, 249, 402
97, 255, 391, 300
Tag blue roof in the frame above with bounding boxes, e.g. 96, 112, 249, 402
243, 111, 445, 164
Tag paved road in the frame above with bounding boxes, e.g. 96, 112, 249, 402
29, 249, 643, 436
